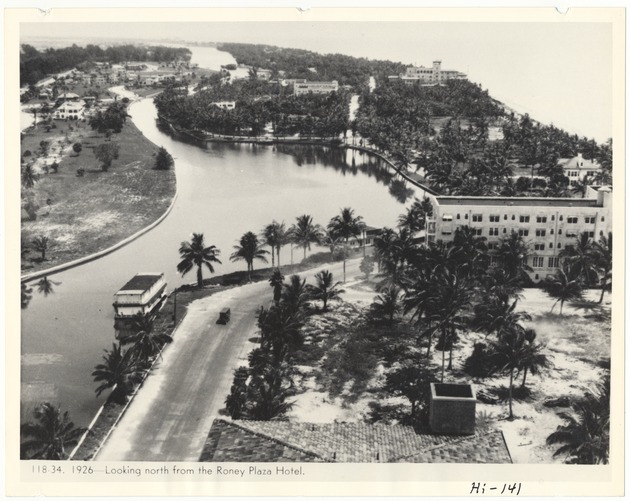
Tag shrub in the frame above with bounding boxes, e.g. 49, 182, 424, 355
23, 150, 32, 157
154, 146, 174, 170
463, 342, 496, 377
72, 142, 82, 155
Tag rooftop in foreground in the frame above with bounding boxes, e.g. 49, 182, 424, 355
200, 419, 512, 463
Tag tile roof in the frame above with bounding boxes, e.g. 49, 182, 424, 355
200, 419, 512, 464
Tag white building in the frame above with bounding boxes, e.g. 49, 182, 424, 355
211, 101, 236, 110
54, 101, 84, 120
294, 80, 339, 96
426, 187, 612, 282
113, 273, 168, 319
559, 153, 602, 185
389, 60, 467, 85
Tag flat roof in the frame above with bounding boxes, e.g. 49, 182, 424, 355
435, 196, 600, 208
117, 273, 164, 292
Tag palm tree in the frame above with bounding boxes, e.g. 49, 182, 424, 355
230, 231, 269, 281
451, 225, 490, 280
177, 232, 222, 288
488, 329, 530, 420
92, 342, 140, 403
247, 367, 294, 421
20, 403, 87, 459
542, 267, 583, 315
269, 269, 284, 305
120, 313, 173, 364
370, 285, 403, 324
519, 328, 550, 389
328, 208, 365, 282
22, 164, 39, 189
406, 269, 473, 380
320, 228, 342, 257
32, 235, 50, 261
373, 227, 417, 286
546, 376, 610, 464
571, 175, 591, 198
559, 232, 598, 286
261, 222, 280, 267
309, 270, 344, 312
36, 276, 61, 296
281, 274, 310, 315
497, 231, 532, 283
473, 298, 531, 341
291, 215, 323, 261
397, 197, 432, 233
257, 304, 304, 356
592, 232, 612, 304
273, 222, 291, 267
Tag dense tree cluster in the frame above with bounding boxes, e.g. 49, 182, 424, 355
355, 80, 612, 196
154, 81, 350, 138
218, 42, 407, 90
20, 43, 192, 86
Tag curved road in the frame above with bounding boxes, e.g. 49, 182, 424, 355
96, 258, 363, 461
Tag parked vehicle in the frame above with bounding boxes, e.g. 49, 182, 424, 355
218, 307, 231, 325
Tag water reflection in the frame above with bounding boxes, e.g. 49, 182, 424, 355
274, 144, 398, 190
36, 276, 61, 297
389, 179, 415, 204
21, 283, 33, 309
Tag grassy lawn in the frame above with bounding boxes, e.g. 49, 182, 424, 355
21, 116, 176, 273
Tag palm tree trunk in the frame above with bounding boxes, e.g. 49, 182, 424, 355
197, 265, 203, 288
277, 246, 281, 268
448, 339, 453, 371
303, 246, 307, 261
426, 330, 432, 358
270, 248, 275, 267
560, 299, 564, 315
598, 273, 609, 304
508, 369, 514, 420
521, 367, 528, 388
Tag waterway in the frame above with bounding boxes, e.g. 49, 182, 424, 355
21, 90, 425, 427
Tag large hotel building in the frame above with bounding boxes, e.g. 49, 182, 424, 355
426, 186, 612, 282
389, 60, 467, 85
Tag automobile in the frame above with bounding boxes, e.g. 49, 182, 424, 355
217, 307, 231, 325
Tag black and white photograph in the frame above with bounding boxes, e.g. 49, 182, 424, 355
6, 5, 624, 497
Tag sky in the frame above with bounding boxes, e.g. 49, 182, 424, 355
20, 21, 614, 142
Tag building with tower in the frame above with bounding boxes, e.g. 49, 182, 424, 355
389, 60, 467, 85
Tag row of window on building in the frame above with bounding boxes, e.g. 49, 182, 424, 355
488, 255, 560, 269
443, 214, 600, 224
443, 227, 598, 239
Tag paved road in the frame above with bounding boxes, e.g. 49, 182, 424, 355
96, 258, 362, 461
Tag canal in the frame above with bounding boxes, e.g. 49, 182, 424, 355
21, 47, 426, 428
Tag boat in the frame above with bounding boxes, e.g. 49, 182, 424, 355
113, 273, 168, 332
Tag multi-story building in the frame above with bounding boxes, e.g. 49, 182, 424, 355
93, 74, 107, 87
54, 101, 85, 120
389, 60, 467, 85
293, 80, 339, 96
426, 187, 612, 282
